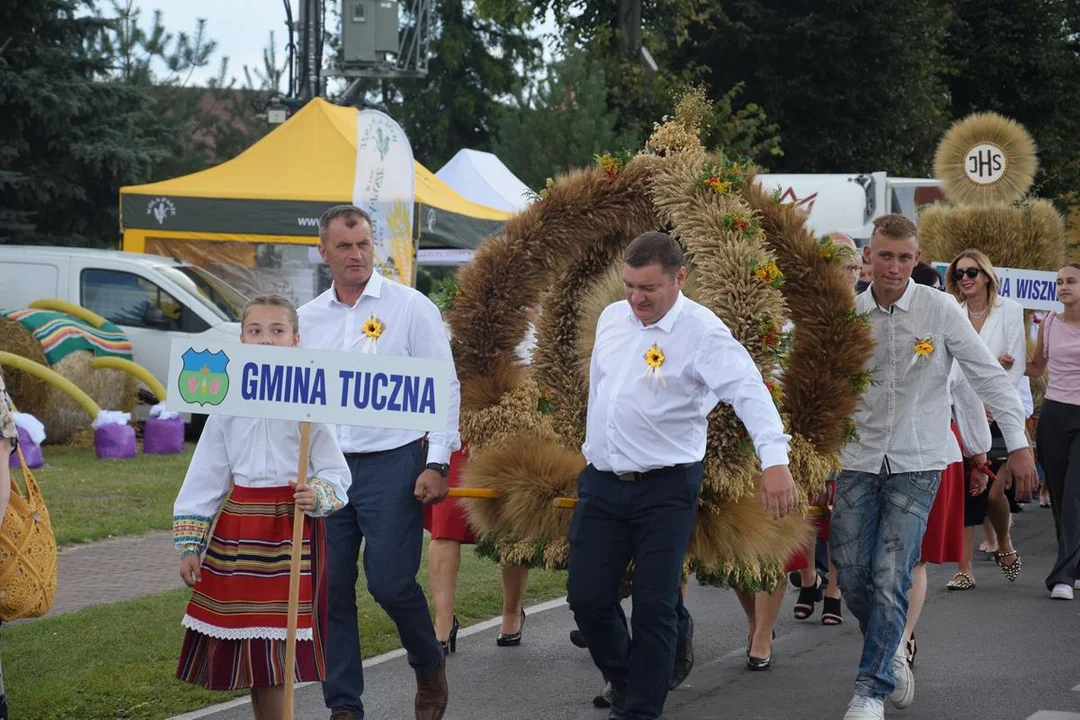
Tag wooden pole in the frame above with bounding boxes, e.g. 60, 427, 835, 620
283, 421, 312, 720
552, 497, 577, 509
446, 487, 500, 499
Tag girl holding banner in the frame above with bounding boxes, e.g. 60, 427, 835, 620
172, 295, 350, 719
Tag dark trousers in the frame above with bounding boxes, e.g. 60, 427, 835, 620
1038, 399, 1080, 590
321, 441, 442, 716
567, 462, 702, 720
612, 589, 690, 657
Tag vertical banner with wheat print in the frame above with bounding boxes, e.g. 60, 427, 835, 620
352, 109, 416, 286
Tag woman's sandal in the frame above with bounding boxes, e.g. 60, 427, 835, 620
821, 596, 843, 625
996, 550, 1022, 582
792, 575, 823, 620
946, 571, 976, 590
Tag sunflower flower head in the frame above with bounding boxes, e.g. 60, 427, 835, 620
644, 343, 666, 369
363, 314, 385, 340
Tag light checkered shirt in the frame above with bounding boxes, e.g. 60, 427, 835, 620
840, 280, 1028, 474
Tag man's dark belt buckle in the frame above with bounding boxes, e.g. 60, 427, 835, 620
617, 472, 643, 482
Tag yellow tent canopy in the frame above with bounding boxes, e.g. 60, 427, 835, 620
120, 98, 510, 254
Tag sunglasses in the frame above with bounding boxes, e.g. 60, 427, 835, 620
953, 268, 981, 280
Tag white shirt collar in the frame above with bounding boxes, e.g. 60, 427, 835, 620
870, 278, 915, 314
328, 270, 384, 307
627, 292, 687, 333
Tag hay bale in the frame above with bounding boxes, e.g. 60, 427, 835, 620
44, 352, 136, 444
0, 315, 49, 414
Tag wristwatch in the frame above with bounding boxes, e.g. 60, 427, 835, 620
425, 462, 450, 478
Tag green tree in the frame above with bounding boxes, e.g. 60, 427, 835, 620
665, 0, 952, 176
493, 51, 639, 189
336, 0, 542, 169
94, 0, 272, 180
477, 0, 782, 166
943, 0, 1080, 207
0, 0, 161, 245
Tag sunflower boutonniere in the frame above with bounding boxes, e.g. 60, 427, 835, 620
361, 313, 385, 354
906, 335, 934, 373
643, 343, 668, 389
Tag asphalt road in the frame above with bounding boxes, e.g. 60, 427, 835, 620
178, 506, 1080, 720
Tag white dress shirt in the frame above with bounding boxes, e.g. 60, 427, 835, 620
299, 271, 462, 464
583, 293, 790, 475
949, 369, 992, 457
841, 280, 1028, 474
174, 416, 351, 520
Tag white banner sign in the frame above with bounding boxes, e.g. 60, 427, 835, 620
165, 340, 452, 432
932, 263, 1062, 312
353, 109, 416, 286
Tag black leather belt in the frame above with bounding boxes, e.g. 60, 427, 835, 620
614, 462, 697, 482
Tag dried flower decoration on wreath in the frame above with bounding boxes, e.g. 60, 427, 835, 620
748, 257, 784, 288
695, 160, 752, 197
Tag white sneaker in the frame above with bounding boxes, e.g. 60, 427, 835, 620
1051, 583, 1074, 600
890, 648, 915, 709
1073, 579, 1080, 590
843, 694, 885, 719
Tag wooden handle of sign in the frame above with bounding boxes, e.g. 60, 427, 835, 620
446, 487, 500, 499
552, 497, 578, 509
284, 421, 312, 720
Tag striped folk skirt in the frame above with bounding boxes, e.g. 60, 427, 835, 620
176, 484, 328, 690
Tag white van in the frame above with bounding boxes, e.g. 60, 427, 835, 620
0, 246, 247, 408
757, 172, 944, 245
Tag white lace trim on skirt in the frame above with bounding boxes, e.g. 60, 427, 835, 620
182, 614, 314, 641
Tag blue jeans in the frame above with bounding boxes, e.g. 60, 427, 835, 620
567, 462, 702, 720
321, 441, 442, 717
829, 467, 939, 699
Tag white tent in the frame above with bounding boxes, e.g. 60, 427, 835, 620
435, 149, 534, 213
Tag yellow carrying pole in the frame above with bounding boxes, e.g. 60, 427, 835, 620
552, 497, 578, 509
446, 487, 499, 499
91, 356, 168, 401
283, 422, 312, 720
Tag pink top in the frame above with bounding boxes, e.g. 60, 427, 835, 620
1044, 312, 1080, 406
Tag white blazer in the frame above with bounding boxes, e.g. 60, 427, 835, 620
960, 296, 1029, 411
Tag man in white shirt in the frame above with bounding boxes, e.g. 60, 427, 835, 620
834, 214, 1037, 720
299, 205, 461, 720
567, 231, 798, 720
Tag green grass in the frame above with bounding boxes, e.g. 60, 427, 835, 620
28, 444, 195, 546
6, 539, 568, 720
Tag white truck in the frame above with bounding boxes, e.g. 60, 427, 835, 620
758, 172, 944, 245
0, 246, 247, 414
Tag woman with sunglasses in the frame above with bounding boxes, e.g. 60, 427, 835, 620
1027, 263, 1080, 599
944, 250, 1028, 590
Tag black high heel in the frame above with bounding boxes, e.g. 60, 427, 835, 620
746, 653, 772, 671
496, 608, 526, 647
746, 631, 774, 671
439, 615, 459, 655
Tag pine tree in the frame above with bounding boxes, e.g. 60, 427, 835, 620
493, 52, 639, 189
0, 0, 161, 245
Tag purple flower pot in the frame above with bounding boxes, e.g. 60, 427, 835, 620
95, 423, 137, 460
143, 416, 184, 454
9, 426, 44, 469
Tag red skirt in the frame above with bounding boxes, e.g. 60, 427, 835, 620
176, 484, 328, 690
424, 445, 477, 544
920, 424, 965, 564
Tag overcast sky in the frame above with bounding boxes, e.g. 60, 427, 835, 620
134, 0, 284, 86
